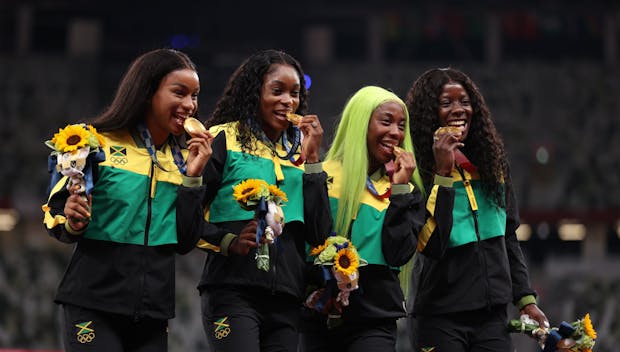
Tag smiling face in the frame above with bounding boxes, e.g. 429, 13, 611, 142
258, 64, 301, 141
146, 68, 199, 145
366, 101, 406, 173
437, 82, 473, 141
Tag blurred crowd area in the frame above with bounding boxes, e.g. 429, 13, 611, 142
0, 57, 619, 352
1, 223, 618, 351
1, 59, 619, 217
1, 0, 619, 218
1, 0, 619, 350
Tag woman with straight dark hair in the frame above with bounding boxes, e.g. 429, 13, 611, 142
43, 48, 212, 351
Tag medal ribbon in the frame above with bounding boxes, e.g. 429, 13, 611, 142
282, 127, 305, 166
137, 123, 186, 174
454, 149, 476, 173
366, 160, 394, 199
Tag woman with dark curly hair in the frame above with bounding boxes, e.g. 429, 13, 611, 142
405, 68, 548, 351
176, 49, 330, 351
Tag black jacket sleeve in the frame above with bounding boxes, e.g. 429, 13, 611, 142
176, 132, 232, 253
381, 186, 426, 267
504, 177, 536, 303
174, 181, 206, 254
43, 176, 82, 244
301, 163, 332, 247
414, 180, 455, 259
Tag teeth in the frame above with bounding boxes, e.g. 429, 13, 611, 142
448, 121, 465, 127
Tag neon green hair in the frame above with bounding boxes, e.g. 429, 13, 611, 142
326, 86, 423, 237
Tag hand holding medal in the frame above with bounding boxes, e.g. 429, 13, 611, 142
183, 117, 214, 177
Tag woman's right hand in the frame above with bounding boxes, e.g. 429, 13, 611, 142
392, 150, 416, 184
64, 185, 92, 232
228, 220, 259, 256
433, 132, 463, 176
185, 130, 214, 177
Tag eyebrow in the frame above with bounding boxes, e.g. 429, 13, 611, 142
170, 82, 199, 91
269, 80, 300, 87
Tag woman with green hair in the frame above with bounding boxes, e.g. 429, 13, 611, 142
301, 86, 455, 351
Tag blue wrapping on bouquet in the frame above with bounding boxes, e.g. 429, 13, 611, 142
255, 196, 270, 272
47, 149, 105, 195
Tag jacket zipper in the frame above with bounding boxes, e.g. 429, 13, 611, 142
135, 161, 154, 321
458, 168, 491, 309
271, 242, 278, 294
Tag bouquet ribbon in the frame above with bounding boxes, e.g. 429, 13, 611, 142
254, 197, 270, 272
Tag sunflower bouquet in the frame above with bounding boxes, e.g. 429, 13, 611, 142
508, 313, 597, 352
232, 179, 287, 271
306, 235, 367, 328
45, 123, 106, 199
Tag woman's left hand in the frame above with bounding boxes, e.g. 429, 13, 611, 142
392, 150, 416, 184
185, 130, 214, 177
298, 115, 323, 163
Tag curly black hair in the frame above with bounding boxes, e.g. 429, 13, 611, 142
207, 49, 308, 154
405, 68, 508, 207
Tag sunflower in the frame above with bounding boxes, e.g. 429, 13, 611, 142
87, 125, 106, 148
333, 247, 359, 276
326, 235, 349, 247
310, 242, 327, 256
52, 124, 90, 153
267, 184, 288, 203
583, 313, 597, 339
232, 179, 268, 204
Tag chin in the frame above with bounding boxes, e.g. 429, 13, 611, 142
170, 126, 184, 136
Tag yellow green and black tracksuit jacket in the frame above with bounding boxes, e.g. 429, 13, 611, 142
42, 129, 199, 320
176, 122, 331, 299
412, 168, 537, 316
311, 160, 453, 320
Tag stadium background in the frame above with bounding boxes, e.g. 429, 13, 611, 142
0, 0, 618, 351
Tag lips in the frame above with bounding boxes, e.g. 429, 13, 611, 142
174, 115, 185, 126
380, 141, 398, 157
273, 110, 290, 121
447, 120, 467, 134
173, 114, 192, 131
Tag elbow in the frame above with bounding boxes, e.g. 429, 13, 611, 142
419, 238, 448, 260
383, 246, 415, 267
386, 257, 409, 268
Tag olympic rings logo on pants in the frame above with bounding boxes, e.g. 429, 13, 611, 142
215, 327, 231, 339
77, 332, 95, 343
213, 317, 231, 340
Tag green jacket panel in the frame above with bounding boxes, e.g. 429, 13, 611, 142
83, 130, 184, 246
450, 174, 506, 248
207, 123, 305, 224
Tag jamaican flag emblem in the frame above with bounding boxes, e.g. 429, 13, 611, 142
213, 316, 231, 340
75, 321, 95, 343
109, 146, 128, 165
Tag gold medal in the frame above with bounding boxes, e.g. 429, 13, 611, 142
183, 117, 207, 137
